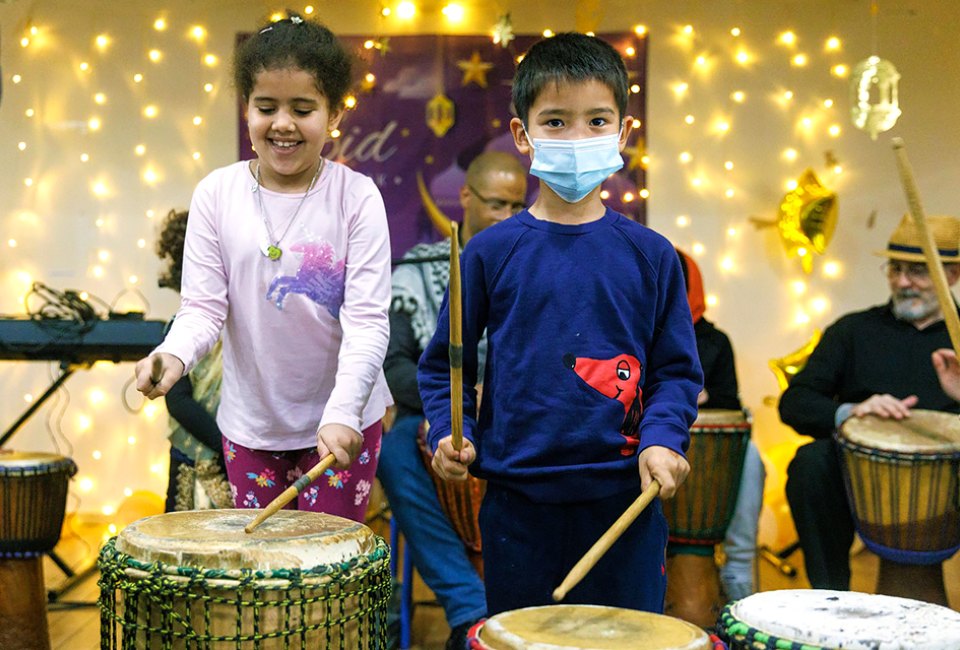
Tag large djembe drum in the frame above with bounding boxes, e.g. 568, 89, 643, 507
661, 409, 751, 627
467, 605, 723, 650
417, 419, 486, 576
0, 450, 77, 650
837, 410, 960, 605
98, 509, 391, 649
719, 589, 960, 649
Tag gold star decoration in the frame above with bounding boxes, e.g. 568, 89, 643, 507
492, 13, 515, 48
622, 137, 647, 171
457, 50, 494, 88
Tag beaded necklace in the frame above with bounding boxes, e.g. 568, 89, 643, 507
254, 158, 323, 261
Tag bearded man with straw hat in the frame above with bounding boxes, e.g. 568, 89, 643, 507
778, 213, 960, 591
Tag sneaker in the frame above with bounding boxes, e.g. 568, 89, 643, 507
445, 619, 480, 650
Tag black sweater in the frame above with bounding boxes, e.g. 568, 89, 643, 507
779, 302, 960, 439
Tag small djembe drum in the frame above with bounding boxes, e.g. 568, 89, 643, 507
467, 605, 724, 650
837, 409, 960, 606
661, 409, 751, 627
0, 450, 77, 650
417, 419, 486, 576
98, 509, 391, 649
719, 589, 960, 649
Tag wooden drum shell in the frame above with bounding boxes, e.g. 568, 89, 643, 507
838, 410, 960, 563
0, 450, 76, 557
417, 419, 485, 575
663, 410, 751, 546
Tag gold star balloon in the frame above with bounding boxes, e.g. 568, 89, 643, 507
768, 329, 822, 393
778, 168, 838, 273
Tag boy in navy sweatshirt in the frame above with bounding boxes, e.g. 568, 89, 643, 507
418, 32, 702, 617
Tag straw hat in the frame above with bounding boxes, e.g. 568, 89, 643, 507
875, 214, 960, 263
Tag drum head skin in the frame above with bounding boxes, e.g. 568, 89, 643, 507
0, 450, 74, 471
725, 589, 960, 650
840, 410, 960, 454
692, 409, 747, 427
116, 509, 377, 571
477, 605, 711, 650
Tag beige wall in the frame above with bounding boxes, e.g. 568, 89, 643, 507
1, 1, 956, 541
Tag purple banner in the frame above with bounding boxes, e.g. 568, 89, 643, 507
239, 33, 647, 260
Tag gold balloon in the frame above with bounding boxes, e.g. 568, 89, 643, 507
114, 490, 165, 529
768, 328, 822, 393
778, 169, 838, 273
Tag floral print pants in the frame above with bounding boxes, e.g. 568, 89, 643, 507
222, 422, 381, 523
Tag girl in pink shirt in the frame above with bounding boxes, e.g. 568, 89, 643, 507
135, 13, 392, 522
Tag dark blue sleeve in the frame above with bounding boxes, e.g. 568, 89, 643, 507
417, 243, 488, 451
637, 246, 703, 456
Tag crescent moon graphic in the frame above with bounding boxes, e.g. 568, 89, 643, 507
416, 170, 453, 239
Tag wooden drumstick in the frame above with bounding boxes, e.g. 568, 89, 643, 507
892, 138, 960, 357
150, 355, 164, 385
244, 454, 336, 533
552, 479, 661, 602
449, 221, 464, 451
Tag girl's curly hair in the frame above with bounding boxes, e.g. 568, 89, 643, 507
156, 209, 188, 292
233, 12, 353, 110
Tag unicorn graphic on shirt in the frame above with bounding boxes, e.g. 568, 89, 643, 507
564, 353, 644, 456
266, 240, 345, 317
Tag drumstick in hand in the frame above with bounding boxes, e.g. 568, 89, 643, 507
150, 355, 163, 385
552, 479, 661, 602
892, 138, 960, 357
244, 454, 336, 533
449, 221, 464, 451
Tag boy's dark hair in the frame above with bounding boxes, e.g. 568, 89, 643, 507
512, 32, 629, 126
233, 12, 353, 110
156, 209, 188, 292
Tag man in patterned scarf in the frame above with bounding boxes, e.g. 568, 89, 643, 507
380, 151, 526, 650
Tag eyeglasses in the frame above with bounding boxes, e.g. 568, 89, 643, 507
467, 185, 526, 214
883, 261, 930, 282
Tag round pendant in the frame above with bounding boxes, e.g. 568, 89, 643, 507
260, 242, 282, 260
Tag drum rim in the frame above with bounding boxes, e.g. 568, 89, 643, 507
98, 535, 390, 587
839, 410, 960, 455
473, 604, 712, 649
720, 590, 960, 649
0, 453, 77, 474
836, 435, 960, 461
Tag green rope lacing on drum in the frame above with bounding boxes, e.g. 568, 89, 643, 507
98, 535, 392, 649
718, 604, 823, 650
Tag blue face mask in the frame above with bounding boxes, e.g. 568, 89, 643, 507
526, 130, 624, 203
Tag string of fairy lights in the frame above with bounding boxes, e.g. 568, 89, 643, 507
3, 1, 889, 520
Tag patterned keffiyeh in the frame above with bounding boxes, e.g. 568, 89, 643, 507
391, 237, 487, 379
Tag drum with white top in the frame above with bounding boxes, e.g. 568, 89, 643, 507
467, 604, 724, 650
719, 589, 960, 649
98, 509, 391, 649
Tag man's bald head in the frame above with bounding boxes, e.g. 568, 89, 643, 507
460, 152, 528, 242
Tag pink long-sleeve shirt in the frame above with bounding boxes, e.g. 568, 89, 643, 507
155, 159, 392, 451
